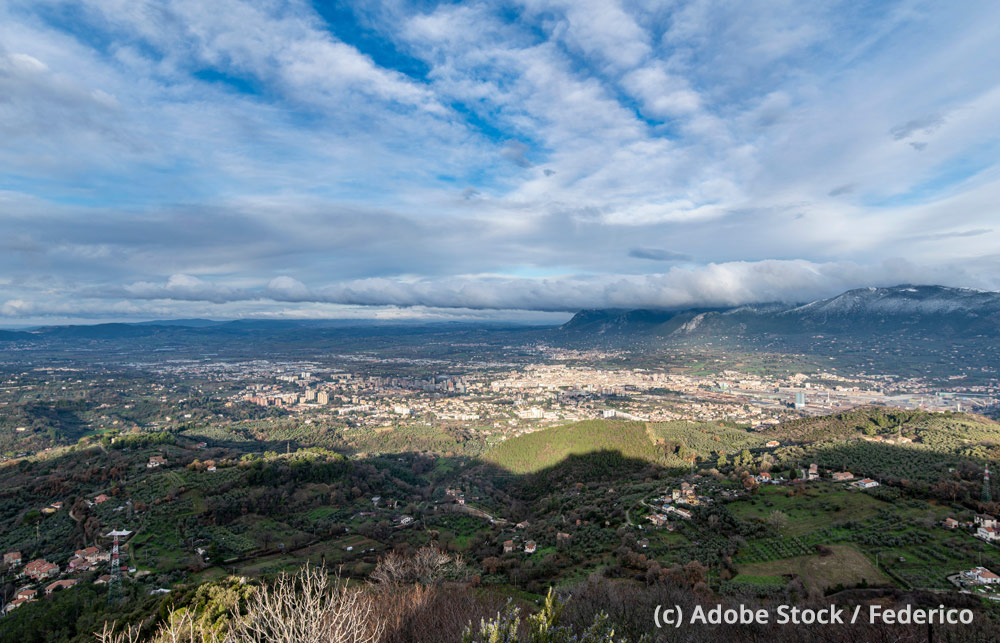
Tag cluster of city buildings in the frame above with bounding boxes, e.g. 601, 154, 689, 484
212, 354, 999, 446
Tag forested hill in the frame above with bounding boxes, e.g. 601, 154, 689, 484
483, 410, 1000, 480
763, 406, 1000, 447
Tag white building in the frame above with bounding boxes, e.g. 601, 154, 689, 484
976, 526, 1000, 543
962, 567, 1000, 585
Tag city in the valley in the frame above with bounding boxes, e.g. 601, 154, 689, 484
2, 315, 1000, 641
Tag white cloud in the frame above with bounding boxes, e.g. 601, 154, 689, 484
622, 64, 702, 119
50, 257, 993, 315
1, 0, 999, 321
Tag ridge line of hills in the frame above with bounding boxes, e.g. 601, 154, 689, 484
559, 284, 1000, 338
2, 284, 997, 343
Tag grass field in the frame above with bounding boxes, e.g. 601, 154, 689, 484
729, 484, 882, 536
484, 420, 661, 474
736, 545, 889, 593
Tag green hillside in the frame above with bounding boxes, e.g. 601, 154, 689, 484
764, 406, 1000, 445
648, 420, 767, 456
483, 420, 662, 474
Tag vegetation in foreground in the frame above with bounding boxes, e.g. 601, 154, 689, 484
4, 408, 1000, 641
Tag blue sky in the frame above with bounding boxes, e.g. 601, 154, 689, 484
2, 0, 1000, 323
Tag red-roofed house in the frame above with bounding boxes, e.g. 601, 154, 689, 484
76, 546, 109, 563
962, 567, 1000, 585
977, 525, 1000, 543
22, 559, 59, 580
4, 551, 22, 567
648, 513, 670, 527
45, 579, 79, 594
16, 588, 37, 601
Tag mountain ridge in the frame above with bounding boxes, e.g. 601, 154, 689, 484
559, 285, 1000, 339
2, 285, 999, 343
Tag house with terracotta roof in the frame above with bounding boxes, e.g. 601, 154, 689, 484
16, 588, 37, 601
666, 506, 693, 520
648, 513, 670, 527
962, 567, 1000, 585
22, 559, 59, 580
524, 540, 537, 554
4, 551, 22, 567
45, 578, 80, 594
76, 546, 109, 563
831, 472, 854, 482
976, 525, 1000, 543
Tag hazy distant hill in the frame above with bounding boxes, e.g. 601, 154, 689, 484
0, 329, 27, 342
136, 318, 225, 327
5, 284, 999, 347
560, 285, 1000, 340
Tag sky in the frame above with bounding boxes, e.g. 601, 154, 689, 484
2, 0, 1000, 325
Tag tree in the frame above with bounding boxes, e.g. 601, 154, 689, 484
482, 557, 502, 575
226, 565, 383, 643
766, 510, 789, 532
370, 547, 456, 585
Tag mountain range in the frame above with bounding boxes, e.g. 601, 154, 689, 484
559, 285, 1000, 339
1, 285, 999, 344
